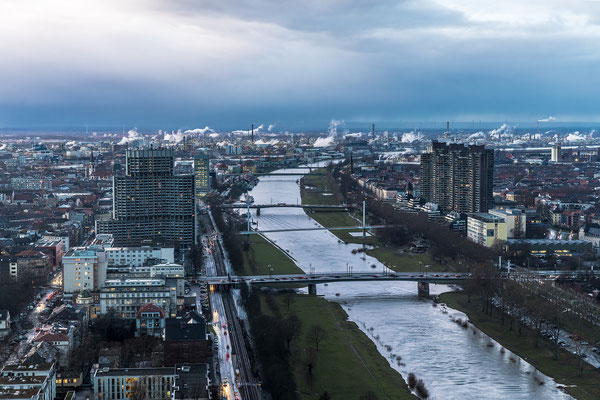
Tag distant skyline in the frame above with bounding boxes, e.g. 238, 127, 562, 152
2, 0, 600, 129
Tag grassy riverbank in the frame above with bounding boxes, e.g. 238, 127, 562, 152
301, 170, 449, 272
366, 247, 449, 273
440, 291, 600, 400
236, 234, 303, 276
261, 293, 415, 399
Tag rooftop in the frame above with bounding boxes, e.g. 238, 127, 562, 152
469, 213, 505, 223
94, 366, 174, 378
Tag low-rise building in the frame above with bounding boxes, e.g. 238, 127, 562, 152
99, 279, 172, 319
579, 223, 600, 254
93, 367, 176, 400
13, 250, 51, 283
135, 303, 166, 338
467, 213, 507, 247
0, 362, 56, 400
33, 331, 72, 367
506, 239, 593, 257
164, 313, 209, 366
93, 364, 209, 400
489, 208, 527, 239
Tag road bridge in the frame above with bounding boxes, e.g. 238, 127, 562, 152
202, 270, 600, 296
203, 271, 472, 296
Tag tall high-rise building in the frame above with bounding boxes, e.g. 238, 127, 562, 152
551, 143, 561, 162
194, 152, 210, 199
96, 148, 196, 248
420, 141, 494, 213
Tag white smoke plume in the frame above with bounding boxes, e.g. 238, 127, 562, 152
209, 133, 220, 138
538, 116, 557, 122
313, 119, 345, 147
468, 131, 486, 141
401, 131, 423, 143
184, 127, 214, 135
255, 138, 279, 146
268, 124, 276, 132
313, 136, 335, 147
328, 119, 344, 136
164, 130, 186, 144
565, 131, 585, 142
488, 124, 510, 137
232, 124, 264, 136
344, 132, 363, 139
118, 129, 144, 145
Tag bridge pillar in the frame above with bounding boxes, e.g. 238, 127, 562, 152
308, 284, 317, 295
417, 282, 430, 297
256, 207, 261, 216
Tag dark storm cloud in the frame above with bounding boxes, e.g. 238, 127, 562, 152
0, 0, 599, 129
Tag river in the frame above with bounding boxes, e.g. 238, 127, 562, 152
246, 166, 571, 400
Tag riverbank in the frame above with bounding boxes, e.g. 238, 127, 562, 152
237, 234, 302, 276
301, 169, 448, 272
229, 211, 415, 399
440, 291, 600, 400
263, 293, 416, 399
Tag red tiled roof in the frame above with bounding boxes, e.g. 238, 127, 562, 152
136, 303, 165, 319
34, 331, 69, 342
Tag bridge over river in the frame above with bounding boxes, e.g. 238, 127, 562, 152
201, 270, 600, 296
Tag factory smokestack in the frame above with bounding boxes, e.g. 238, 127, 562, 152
372, 123, 375, 138
445, 121, 449, 139
251, 124, 254, 143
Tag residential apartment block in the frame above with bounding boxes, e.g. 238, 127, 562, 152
96, 148, 196, 248
421, 141, 494, 213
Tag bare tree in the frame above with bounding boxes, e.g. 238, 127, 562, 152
573, 337, 588, 376
544, 312, 562, 361
528, 297, 546, 347
283, 294, 294, 311
311, 324, 326, 351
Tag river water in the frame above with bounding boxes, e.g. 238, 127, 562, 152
247, 167, 571, 400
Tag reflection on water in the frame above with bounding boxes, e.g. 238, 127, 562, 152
247, 168, 571, 400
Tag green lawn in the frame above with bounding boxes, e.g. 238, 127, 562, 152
366, 247, 450, 273
269, 294, 416, 400
237, 234, 304, 276
440, 291, 600, 400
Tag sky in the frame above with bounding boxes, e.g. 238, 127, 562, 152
1, 0, 600, 131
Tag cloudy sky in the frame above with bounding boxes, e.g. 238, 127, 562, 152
1, 0, 599, 130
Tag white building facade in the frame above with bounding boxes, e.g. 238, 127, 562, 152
62, 246, 108, 294
105, 247, 174, 267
